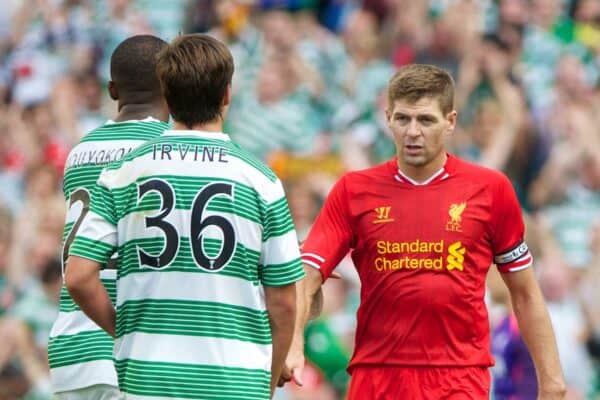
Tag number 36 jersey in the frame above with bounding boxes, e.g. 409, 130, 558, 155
69, 130, 304, 399
49, 118, 168, 393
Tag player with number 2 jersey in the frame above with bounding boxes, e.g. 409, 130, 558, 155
49, 35, 169, 399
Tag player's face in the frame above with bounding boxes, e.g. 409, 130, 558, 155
386, 96, 456, 174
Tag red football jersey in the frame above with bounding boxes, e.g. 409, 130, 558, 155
301, 155, 532, 370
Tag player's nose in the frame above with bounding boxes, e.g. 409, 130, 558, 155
406, 120, 421, 137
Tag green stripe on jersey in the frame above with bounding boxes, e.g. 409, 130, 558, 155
90, 184, 117, 225
62, 222, 73, 243
259, 258, 304, 286
116, 299, 270, 344
48, 330, 113, 368
263, 197, 296, 241
69, 236, 116, 264
118, 238, 260, 283
59, 279, 116, 312
115, 359, 270, 400
79, 121, 168, 143
63, 164, 105, 199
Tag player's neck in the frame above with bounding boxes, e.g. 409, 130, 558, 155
397, 153, 448, 184
172, 119, 224, 133
114, 103, 168, 123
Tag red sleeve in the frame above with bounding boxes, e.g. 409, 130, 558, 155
301, 175, 354, 280
491, 174, 533, 273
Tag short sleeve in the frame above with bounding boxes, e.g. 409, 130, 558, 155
68, 170, 118, 264
491, 174, 532, 273
259, 179, 305, 287
301, 176, 354, 280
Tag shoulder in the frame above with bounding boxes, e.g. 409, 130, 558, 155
103, 139, 157, 172
80, 120, 168, 143
341, 160, 394, 188
224, 141, 279, 184
451, 155, 512, 189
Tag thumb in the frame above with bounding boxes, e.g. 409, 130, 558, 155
330, 271, 342, 279
291, 366, 304, 387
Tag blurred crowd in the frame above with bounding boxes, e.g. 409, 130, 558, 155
0, 0, 599, 399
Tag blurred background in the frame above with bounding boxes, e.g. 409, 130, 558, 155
0, 0, 599, 399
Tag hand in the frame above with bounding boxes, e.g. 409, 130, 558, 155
538, 385, 567, 400
277, 344, 305, 387
482, 47, 510, 81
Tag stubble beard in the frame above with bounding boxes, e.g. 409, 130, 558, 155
400, 151, 428, 167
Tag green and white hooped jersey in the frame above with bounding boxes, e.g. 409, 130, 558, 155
69, 130, 304, 400
49, 118, 168, 393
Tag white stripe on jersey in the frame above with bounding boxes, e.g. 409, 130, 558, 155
115, 271, 266, 311
302, 259, 322, 270
260, 230, 302, 265
114, 332, 272, 371
50, 311, 103, 337
51, 360, 118, 393
78, 211, 117, 246
301, 252, 325, 262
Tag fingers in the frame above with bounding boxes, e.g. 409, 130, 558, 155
292, 367, 304, 386
277, 366, 292, 387
330, 271, 342, 279
277, 365, 304, 387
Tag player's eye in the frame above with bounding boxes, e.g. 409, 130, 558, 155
395, 115, 409, 122
419, 116, 435, 125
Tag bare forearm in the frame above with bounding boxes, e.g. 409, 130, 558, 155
291, 271, 322, 353
511, 290, 565, 395
277, 267, 324, 387
479, 78, 523, 170
265, 283, 297, 396
269, 310, 296, 396
67, 279, 115, 337
490, 76, 522, 119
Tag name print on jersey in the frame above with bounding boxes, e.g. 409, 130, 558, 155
152, 143, 229, 163
67, 146, 136, 168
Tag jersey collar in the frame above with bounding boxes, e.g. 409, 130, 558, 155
161, 130, 231, 141
390, 154, 456, 186
105, 116, 161, 124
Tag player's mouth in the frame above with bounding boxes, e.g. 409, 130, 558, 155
405, 145, 423, 155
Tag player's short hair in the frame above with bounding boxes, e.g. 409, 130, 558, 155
156, 34, 234, 128
388, 64, 455, 115
110, 35, 167, 94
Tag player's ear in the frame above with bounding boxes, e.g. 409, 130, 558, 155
385, 108, 391, 124
222, 84, 231, 107
445, 110, 457, 135
108, 81, 118, 101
